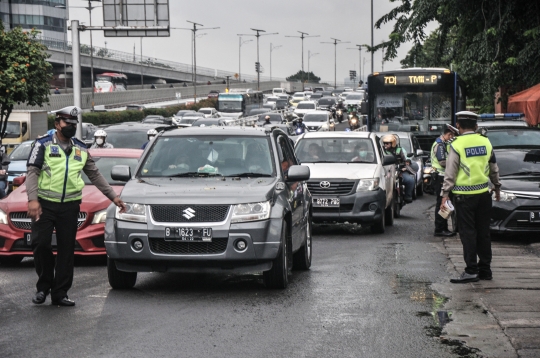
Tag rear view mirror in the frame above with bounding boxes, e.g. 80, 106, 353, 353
382, 155, 396, 166
286, 165, 310, 182
111, 165, 131, 182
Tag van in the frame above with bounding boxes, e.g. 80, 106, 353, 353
272, 88, 286, 96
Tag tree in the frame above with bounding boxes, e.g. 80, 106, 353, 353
286, 70, 321, 83
0, 21, 52, 143
374, 0, 540, 111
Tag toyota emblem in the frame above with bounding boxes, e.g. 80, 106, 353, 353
320, 181, 331, 188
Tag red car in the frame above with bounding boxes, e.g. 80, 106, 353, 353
207, 90, 220, 99
0, 148, 142, 265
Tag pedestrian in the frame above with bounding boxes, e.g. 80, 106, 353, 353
150, 84, 156, 89
90, 129, 114, 149
54, 88, 61, 94
182, 82, 187, 87
441, 111, 501, 283
26, 106, 126, 306
431, 125, 457, 237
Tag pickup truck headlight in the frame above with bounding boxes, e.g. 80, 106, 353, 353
0, 208, 7, 225
115, 203, 147, 223
92, 209, 107, 224
231, 201, 271, 223
495, 191, 516, 202
357, 178, 380, 192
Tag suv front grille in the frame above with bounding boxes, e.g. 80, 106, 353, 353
149, 238, 228, 255
307, 180, 356, 195
10, 212, 87, 230
150, 205, 230, 223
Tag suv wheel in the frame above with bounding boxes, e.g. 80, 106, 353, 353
107, 257, 137, 289
264, 221, 290, 288
293, 216, 312, 270
385, 198, 394, 226
371, 209, 385, 234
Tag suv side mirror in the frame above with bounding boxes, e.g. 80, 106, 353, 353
382, 155, 396, 166
406, 152, 414, 158
2, 159, 11, 166
286, 165, 310, 182
111, 165, 131, 182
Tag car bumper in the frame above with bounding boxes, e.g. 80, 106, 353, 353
0, 223, 106, 256
490, 199, 540, 235
311, 189, 386, 225
105, 217, 284, 273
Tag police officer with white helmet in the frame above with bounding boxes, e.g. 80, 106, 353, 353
90, 129, 114, 149
26, 106, 126, 306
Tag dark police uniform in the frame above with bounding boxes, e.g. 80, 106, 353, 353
442, 112, 501, 283
431, 135, 455, 236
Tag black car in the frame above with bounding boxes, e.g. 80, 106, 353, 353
142, 115, 173, 125
97, 122, 174, 149
105, 127, 312, 289
191, 118, 227, 127
317, 97, 337, 110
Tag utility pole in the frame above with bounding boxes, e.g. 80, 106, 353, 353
238, 29, 278, 91
54, 2, 69, 93
84, 0, 99, 111
347, 45, 363, 86
371, 0, 374, 75
270, 43, 282, 81
140, 37, 143, 86
321, 38, 350, 88
285, 31, 319, 90
307, 51, 319, 83
238, 36, 253, 83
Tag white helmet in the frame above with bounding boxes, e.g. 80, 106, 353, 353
94, 129, 107, 138
147, 128, 158, 139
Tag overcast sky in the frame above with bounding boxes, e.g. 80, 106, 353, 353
67, 0, 436, 83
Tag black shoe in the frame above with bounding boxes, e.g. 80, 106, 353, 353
404, 197, 413, 203
51, 297, 75, 307
434, 230, 456, 237
450, 271, 479, 284
32, 291, 48, 304
479, 272, 493, 280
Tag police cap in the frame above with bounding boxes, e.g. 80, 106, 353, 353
53, 106, 81, 124
455, 111, 479, 120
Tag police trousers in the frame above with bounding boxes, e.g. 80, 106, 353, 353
434, 174, 448, 232
31, 199, 80, 301
454, 192, 492, 275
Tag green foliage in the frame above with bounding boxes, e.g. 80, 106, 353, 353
0, 21, 53, 142
375, 0, 540, 111
46, 99, 218, 129
286, 71, 320, 83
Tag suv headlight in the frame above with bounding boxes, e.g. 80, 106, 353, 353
115, 203, 147, 223
231, 201, 271, 223
92, 209, 108, 224
357, 178, 380, 192
0, 208, 8, 225
495, 191, 516, 202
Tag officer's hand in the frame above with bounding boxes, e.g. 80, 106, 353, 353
28, 200, 42, 221
113, 197, 127, 213
440, 197, 448, 212
492, 188, 501, 202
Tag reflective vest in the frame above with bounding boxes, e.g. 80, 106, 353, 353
37, 137, 89, 202
431, 138, 445, 173
450, 133, 492, 195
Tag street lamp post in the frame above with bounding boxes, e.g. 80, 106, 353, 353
269, 43, 282, 81
307, 51, 319, 82
237, 37, 253, 83
54, 3, 69, 93
321, 38, 350, 88
347, 44, 363, 86
285, 31, 319, 90
371, 0, 374, 75
83, 0, 101, 111
238, 29, 278, 91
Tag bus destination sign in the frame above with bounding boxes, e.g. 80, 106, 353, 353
383, 74, 439, 86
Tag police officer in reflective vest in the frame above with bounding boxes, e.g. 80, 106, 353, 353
431, 126, 456, 237
27, 106, 126, 306
441, 111, 501, 283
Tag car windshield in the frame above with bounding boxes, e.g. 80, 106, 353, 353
497, 151, 540, 177
199, 109, 212, 114
296, 138, 376, 163
9, 141, 33, 160
297, 103, 316, 109
318, 98, 336, 106
139, 135, 275, 177
487, 130, 540, 148
106, 129, 150, 149
4, 122, 21, 138
303, 114, 328, 122
347, 95, 363, 100
193, 119, 221, 126
257, 114, 282, 123
180, 117, 199, 124
82, 157, 139, 185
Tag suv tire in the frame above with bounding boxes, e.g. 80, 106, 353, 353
293, 216, 312, 270
264, 221, 290, 288
385, 198, 394, 226
371, 209, 385, 234
108, 257, 137, 289
394, 191, 402, 218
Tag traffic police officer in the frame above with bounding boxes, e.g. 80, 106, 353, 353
27, 106, 126, 306
441, 111, 501, 283
431, 126, 456, 236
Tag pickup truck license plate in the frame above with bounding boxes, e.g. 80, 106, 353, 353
313, 197, 340, 207
164, 227, 212, 242
25, 233, 56, 246
530, 212, 540, 222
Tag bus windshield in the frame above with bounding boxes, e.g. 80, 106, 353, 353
218, 101, 242, 112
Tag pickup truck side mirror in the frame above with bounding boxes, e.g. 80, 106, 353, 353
382, 155, 396, 166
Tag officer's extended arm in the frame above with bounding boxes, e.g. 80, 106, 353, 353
82, 155, 119, 201
489, 151, 502, 190
441, 147, 459, 198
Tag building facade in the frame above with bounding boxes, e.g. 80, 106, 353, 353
0, 0, 68, 41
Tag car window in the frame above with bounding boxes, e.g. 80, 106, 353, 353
9, 141, 33, 161
297, 103, 316, 109
303, 114, 328, 122
277, 136, 295, 176
139, 135, 275, 177
295, 138, 376, 163
318, 98, 336, 106
106, 130, 150, 149
487, 130, 540, 148
82, 157, 139, 185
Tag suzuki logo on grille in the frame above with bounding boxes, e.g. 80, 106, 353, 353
183, 208, 196, 220
320, 181, 331, 188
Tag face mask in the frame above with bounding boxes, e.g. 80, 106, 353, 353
96, 138, 104, 145
359, 150, 367, 157
60, 125, 77, 138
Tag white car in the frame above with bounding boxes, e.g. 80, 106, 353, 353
272, 88, 286, 96
197, 107, 219, 118
344, 93, 365, 107
294, 101, 318, 118
302, 110, 333, 132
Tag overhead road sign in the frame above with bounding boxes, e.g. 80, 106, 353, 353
102, 0, 170, 37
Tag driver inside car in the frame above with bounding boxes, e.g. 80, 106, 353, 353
168, 153, 190, 171
306, 143, 323, 161
351, 142, 374, 162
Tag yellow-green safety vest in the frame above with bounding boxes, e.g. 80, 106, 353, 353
431, 139, 445, 174
450, 133, 492, 195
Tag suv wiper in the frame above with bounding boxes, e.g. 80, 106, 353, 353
501, 171, 540, 177
226, 172, 272, 178
167, 172, 223, 177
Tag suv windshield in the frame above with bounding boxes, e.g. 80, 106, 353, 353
296, 138, 376, 163
9, 140, 33, 160
82, 157, 139, 185
297, 103, 316, 110
303, 114, 328, 122
487, 130, 540, 148
140, 136, 275, 177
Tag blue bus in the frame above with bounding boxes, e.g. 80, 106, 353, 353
367, 68, 467, 150
217, 90, 264, 118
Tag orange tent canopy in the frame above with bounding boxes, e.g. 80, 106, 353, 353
507, 83, 540, 126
